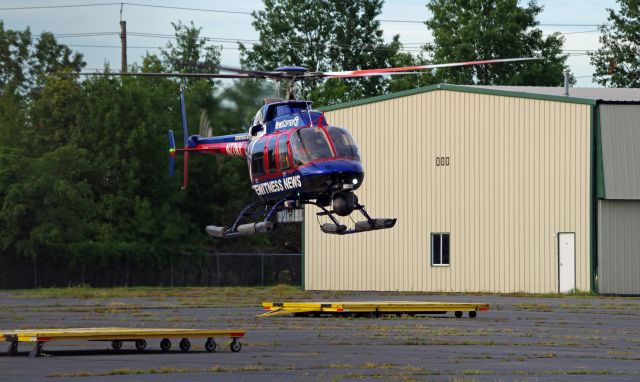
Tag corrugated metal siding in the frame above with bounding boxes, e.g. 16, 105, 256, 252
305, 90, 591, 293
600, 105, 640, 199
598, 200, 640, 294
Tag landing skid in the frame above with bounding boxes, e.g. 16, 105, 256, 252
205, 199, 286, 238
205, 198, 396, 238
307, 202, 396, 235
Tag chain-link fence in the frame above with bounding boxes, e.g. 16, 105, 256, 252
0, 252, 301, 288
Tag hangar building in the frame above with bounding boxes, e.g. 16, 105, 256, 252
303, 84, 640, 294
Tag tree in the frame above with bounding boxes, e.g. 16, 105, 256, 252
590, 0, 640, 87
424, 0, 570, 86
240, 0, 416, 105
0, 20, 301, 288
160, 21, 221, 87
0, 22, 84, 97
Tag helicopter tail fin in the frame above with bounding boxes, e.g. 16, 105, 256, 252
168, 89, 250, 189
166, 90, 191, 188
167, 130, 190, 189
179, 89, 190, 189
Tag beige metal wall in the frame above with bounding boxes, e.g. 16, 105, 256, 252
305, 90, 592, 293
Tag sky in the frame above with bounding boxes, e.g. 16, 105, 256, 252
1, 0, 619, 87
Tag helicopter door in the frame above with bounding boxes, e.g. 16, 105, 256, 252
267, 136, 277, 174
250, 137, 267, 178
276, 135, 291, 171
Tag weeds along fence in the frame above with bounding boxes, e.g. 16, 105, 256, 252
0, 252, 301, 289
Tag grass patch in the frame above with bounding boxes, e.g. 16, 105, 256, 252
462, 370, 492, 375
514, 303, 552, 311
49, 364, 272, 378
8, 285, 328, 306
361, 362, 394, 369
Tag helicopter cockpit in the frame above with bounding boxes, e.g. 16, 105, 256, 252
249, 125, 360, 180
289, 126, 360, 165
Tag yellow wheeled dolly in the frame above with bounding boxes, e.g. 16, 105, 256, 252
260, 301, 489, 318
0, 327, 245, 357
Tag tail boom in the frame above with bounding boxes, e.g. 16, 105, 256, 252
168, 134, 250, 188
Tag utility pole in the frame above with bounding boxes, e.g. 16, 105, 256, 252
120, 4, 127, 73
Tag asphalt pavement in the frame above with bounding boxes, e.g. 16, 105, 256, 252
1, 290, 639, 381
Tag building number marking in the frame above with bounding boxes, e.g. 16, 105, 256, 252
435, 156, 450, 166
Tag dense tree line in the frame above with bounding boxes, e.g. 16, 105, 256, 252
0, 21, 296, 285
240, 0, 572, 106
590, 0, 640, 87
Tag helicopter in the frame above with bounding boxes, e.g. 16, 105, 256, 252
83, 58, 537, 238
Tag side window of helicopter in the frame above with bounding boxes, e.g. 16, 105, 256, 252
277, 135, 290, 171
290, 127, 334, 165
251, 108, 264, 127
250, 109, 265, 136
327, 126, 360, 161
267, 136, 277, 173
250, 138, 266, 177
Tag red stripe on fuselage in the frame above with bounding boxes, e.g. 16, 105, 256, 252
188, 142, 247, 156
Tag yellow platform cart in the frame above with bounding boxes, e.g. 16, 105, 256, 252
260, 301, 489, 318
0, 327, 245, 357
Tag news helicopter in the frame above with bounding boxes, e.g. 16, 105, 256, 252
83, 57, 536, 238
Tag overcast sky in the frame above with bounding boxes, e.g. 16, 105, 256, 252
2, 0, 618, 87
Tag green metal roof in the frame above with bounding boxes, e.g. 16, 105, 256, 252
321, 83, 598, 112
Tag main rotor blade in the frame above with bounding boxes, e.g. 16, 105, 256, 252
319, 57, 540, 78
167, 61, 291, 79
217, 65, 290, 79
77, 72, 252, 79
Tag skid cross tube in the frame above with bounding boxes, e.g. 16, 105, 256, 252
306, 201, 396, 235
211, 198, 289, 238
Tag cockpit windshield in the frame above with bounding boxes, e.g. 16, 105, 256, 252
290, 127, 334, 165
327, 126, 360, 161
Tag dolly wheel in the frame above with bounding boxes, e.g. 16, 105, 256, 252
160, 338, 171, 352
469, 311, 477, 318
205, 338, 216, 352
7, 342, 18, 356
179, 338, 191, 352
111, 340, 123, 350
230, 339, 241, 353
135, 339, 147, 351
29, 342, 44, 357
454, 311, 463, 318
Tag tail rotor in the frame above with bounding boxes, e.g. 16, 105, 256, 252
167, 89, 191, 188
168, 130, 176, 176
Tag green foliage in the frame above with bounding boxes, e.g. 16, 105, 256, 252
0, 22, 84, 97
0, 22, 300, 285
240, 0, 417, 106
160, 21, 221, 88
424, 0, 570, 85
589, 0, 640, 87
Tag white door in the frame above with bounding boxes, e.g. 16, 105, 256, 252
558, 233, 576, 293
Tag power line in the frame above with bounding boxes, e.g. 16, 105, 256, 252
52, 30, 601, 54
379, 19, 608, 27
67, 44, 157, 48
54, 32, 119, 38
1, 2, 610, 28
0, 2, 120, 10
0, 2, 252, 14
124, 2, 251, 15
